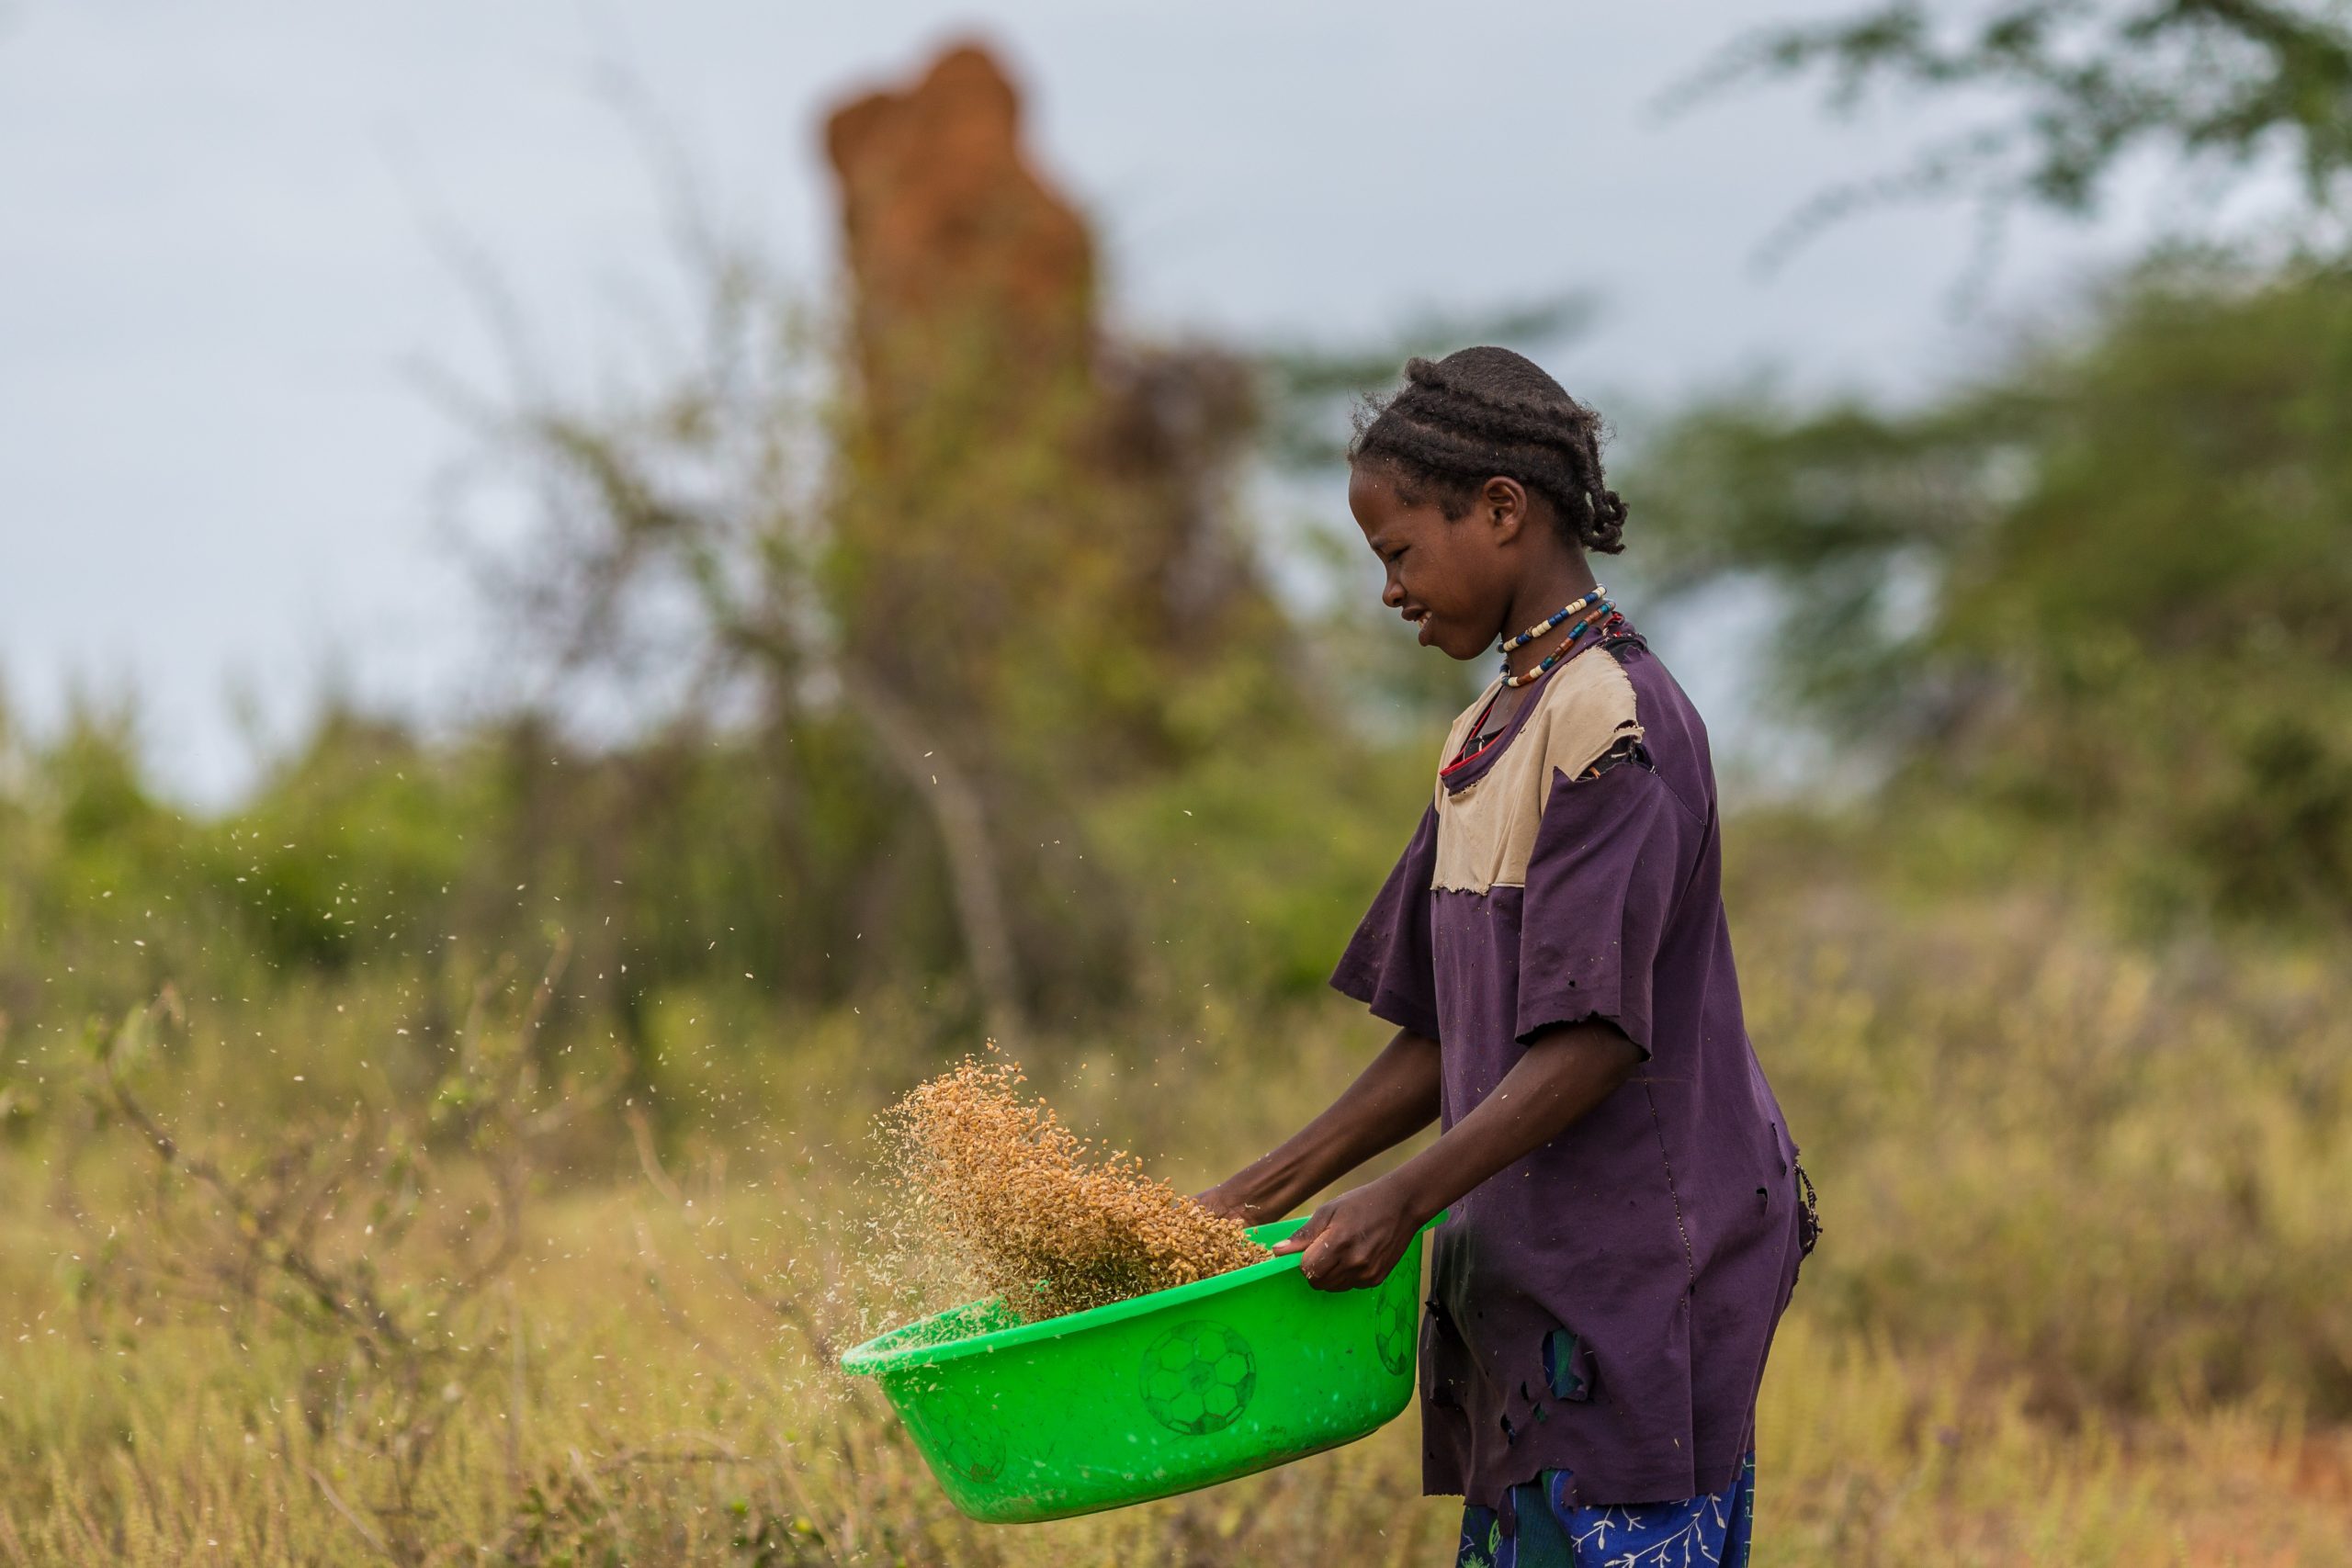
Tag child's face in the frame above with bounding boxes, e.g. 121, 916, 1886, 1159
1348, 462, 1519, 662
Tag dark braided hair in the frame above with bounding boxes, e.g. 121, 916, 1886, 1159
1349, 346, 1627, 554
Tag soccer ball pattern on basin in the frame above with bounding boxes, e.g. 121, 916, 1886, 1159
1138, 1320, 1258, 1436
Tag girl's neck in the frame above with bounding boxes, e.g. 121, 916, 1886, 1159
1498, 561, 1603, 680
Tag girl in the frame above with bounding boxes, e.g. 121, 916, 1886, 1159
1201, 348, 1814, 1568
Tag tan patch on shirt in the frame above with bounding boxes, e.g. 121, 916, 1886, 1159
1430, 652, 1643, 895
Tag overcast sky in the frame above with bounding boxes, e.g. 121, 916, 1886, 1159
2, 1, 2166, 802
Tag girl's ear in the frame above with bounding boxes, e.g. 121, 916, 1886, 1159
1482, 477, 1531, 544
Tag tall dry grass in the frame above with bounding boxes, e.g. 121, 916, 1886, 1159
5, 874, 2352, 1563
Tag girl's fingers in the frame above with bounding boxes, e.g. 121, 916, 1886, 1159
1296, 1224, 1400, 1290
1271, 1208, 1330, 1256
1297, 1231, 1339, 1285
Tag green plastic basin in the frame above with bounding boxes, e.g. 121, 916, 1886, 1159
839, 1213, 1440, 1523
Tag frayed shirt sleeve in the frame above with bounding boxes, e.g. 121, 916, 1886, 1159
1329, 803, 1442, 1040
1514, 761, 1688, 1057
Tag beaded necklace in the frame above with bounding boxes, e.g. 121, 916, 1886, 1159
1501, 599, 1618, 689
1497, 586, 1606, 656
1445, 601, 1634, 774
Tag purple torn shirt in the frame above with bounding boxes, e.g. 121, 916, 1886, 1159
1331, 636, 1805, 1509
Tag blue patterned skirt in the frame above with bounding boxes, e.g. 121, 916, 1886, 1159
1456, 1453, 1755, 1568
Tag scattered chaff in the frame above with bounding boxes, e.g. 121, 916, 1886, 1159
881, 1052, 1264, 1324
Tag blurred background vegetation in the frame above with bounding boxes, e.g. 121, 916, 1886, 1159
9, 5, 2352, 1562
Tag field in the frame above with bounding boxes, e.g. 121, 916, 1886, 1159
24, 1, 2352, 1557
6, 847, 2352, 1567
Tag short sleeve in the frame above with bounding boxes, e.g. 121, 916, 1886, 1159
1329, 804, 1442, 1040
1514, 761, 1689, 1055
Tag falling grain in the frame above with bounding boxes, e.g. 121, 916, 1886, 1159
882, 1053, 1267, 1324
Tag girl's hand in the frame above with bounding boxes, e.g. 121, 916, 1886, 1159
1192, 1179, 1259, 1223
1272, 1174, 1426, 1292
1183, 1029, 1445, 1237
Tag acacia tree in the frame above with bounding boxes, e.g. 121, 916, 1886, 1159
1684, 1, 2352, 265
444, 243, 1044, 1038
1625, 5, 2352, 923
445, 209, 1281, 1041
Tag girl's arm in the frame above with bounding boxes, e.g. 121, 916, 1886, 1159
1196, 1028, 1443, 1224
1274, 1018, 1642, 1291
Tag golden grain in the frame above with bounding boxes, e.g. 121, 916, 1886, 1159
882, 1052, 1268, 1323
